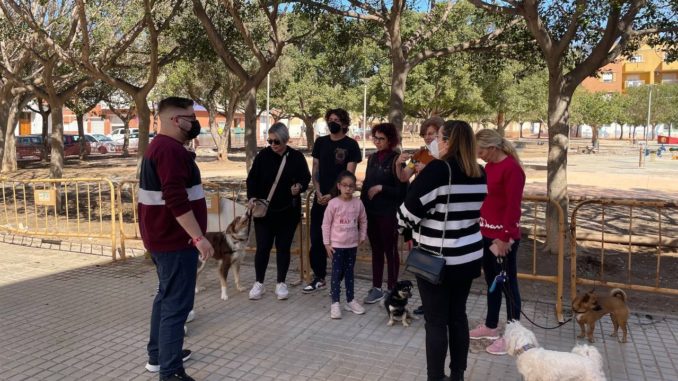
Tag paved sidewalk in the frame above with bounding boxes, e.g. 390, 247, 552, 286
1, 241, 677, 381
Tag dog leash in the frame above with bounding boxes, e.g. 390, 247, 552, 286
494, 257, 573, 330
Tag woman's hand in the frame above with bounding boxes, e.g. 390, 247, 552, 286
316, 191, 331, 205
247, 198, 255, 208
492, 239, 511, 257
291, 183, 301, 196
396, 153, 411, 165
414, 162, 426, 172
367, 185, 383, 200
325, 244, 335, 259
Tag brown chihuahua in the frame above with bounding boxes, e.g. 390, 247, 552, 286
572, 288, 630, 343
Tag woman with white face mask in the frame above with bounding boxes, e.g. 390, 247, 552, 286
396, 116, 444, 182
394, 116, 444, 315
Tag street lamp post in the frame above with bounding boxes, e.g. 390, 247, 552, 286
645, 83, 652, 145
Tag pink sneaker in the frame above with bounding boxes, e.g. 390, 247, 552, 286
486, 337, 507, 355
469, 324, 500, 340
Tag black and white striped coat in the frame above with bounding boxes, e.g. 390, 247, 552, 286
398, 158, 487, 279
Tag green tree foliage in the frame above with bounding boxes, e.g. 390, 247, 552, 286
293, 0, 524, 132
570, 90, 624, 147
404, 54, 486, 120
470, 0, 678, 252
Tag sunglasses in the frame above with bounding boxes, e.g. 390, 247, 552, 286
267, 139, 282, 145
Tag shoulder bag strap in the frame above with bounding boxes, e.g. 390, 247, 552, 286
266, 152, 288, 202
416, 160, 453, 256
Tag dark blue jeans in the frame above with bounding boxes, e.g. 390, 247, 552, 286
482, 237, 521, 329
330, 247, 357, 303
147, 247, 198, 377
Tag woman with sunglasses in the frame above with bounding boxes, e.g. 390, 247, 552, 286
246, 122, 311, 301
361, 123, 408, 305
398, 120, 487, 381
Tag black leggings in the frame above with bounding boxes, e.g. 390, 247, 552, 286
417, 269, 473, 381
253, 210, 300, 283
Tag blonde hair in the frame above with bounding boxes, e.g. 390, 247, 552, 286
475, 129, 523, 168
440, 120, 482, 178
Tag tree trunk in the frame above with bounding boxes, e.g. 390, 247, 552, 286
618, 125, 624, 140
243, 86, 258, 170
77, 113, 87, 160
545, 79, 573, 254
49, 104, 65, 179
3, 122, 17, 172
591, 126, 599, 149
2, 99, 20, 172
136, 98, 152, 158
497, 111, 506, 137
218, 113, 234, 161
0, 98, 10, 165
519, 121, 524, 138
537, 121, 543, 139
303, 116, 315, 149
207, 108, 218, 150
122, 123, 130, 158
388, 56, 409, 134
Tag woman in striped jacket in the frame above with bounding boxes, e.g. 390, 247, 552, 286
398, 120, 487, 381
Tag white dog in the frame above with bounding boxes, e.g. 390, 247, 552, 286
504, 321, 607, 381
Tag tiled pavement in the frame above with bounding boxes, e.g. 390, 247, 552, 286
1, 240, 677, 381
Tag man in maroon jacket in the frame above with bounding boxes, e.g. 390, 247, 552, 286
139, 97, 214, 381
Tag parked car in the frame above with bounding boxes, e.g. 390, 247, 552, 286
85, 134, 113, 154
105, 131, 140, 153
16, 135, 46, 160
63, 134, 92, 157
16, 134, 91, 160
109, 128, 139, 141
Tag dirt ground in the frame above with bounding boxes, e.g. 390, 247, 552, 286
6, 139, 678, 317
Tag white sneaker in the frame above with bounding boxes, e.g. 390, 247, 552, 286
186, 310, 195, 323
344, 300, 365, 315
275, 283, 289, 300
249, 282, 265, 300
330, 302, 342, 319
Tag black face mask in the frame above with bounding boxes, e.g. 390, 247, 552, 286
328, 121, 342, 134
183, 120, 201, 140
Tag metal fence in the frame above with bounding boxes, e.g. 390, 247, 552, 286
570, 198, 678, 300
4, 175, 676, 323
520, 195, 566, 322
0, 177, 117, 259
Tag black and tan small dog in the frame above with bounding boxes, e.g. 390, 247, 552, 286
572, 288, 630, 343
384, 280, 416, 326
195, 213, 251, 300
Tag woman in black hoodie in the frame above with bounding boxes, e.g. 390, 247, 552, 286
246, 122, 310, 301
361, 123, 408, 304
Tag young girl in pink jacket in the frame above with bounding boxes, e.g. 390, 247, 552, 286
322, 171, 368, 319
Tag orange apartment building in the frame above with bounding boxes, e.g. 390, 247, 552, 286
582, 45, 678, 93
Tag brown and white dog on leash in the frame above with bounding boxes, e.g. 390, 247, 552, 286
195, 213, 251, 300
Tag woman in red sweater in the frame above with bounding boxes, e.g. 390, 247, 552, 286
469, 129, 526, 356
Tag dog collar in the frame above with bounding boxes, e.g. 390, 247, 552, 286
514, 344, 537, 356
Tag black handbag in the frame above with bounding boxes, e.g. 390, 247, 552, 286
404, 161, 452, 285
